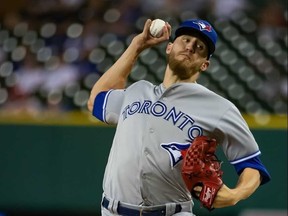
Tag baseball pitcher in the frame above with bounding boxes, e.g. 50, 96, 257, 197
87, 18, 271, 216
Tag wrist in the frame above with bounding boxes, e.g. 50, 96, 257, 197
130, 36, 145, 54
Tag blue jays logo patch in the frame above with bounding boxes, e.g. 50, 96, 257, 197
161, 142, 191, 167
193, 21, 212, 32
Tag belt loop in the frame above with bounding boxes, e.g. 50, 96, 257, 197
106, 197, 119, 214
165, 203, 177, 216
107, 198, 113, 212
112, 199, 119, 214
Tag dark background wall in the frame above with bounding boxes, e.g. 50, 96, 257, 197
0, 124, 287, 216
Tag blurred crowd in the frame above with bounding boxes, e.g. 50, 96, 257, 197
0, 0, 287, 115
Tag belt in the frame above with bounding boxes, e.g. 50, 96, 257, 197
102, 197, 182, 216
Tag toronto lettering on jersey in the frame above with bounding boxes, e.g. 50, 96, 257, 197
121, 100, 203, 141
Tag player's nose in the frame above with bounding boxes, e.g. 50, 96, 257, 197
185, 41, 195, 53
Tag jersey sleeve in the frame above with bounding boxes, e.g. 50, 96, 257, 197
92, 89, 125, 124
215, 106, 271, 184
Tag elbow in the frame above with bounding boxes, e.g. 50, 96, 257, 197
87, 97, 94, 112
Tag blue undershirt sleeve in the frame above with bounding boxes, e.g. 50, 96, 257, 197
233, 156, 271, 185
92, 91, 108, 122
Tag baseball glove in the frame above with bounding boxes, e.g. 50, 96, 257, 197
181, 136, 223, 210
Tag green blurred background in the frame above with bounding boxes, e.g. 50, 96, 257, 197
0, 121, 287, 216
0, 0, 287, 215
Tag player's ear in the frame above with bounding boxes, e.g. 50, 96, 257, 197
200, 61, 210, 72
166, 42, 173, 54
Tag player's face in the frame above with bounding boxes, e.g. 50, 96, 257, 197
167, 35, 209, 80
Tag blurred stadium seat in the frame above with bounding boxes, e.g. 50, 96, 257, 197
0, 0, 287, 116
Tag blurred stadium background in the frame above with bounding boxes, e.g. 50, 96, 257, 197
0, 0, 287, 216
0, 0, 287, 117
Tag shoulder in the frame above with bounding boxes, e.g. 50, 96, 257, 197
187, 83, 236, 108
126, 80, 155, 90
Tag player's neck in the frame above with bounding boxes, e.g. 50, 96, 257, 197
163, 68, 199, 88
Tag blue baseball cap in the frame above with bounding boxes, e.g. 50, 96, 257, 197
174, 19, 217, 58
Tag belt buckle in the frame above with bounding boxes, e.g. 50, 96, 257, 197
142, 208, 166, 216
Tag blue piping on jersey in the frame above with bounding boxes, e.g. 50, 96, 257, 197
93, 90, 112, 123
233, 156, 271, 185
229, 151, 261, 165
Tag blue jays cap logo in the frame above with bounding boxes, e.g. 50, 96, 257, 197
193, 21, 212, 32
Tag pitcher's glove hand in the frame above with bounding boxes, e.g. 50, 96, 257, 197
181, 136, 223, 210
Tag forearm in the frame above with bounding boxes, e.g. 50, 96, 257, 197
234, 167, 261, 200
87, 39, 141, 111
87, 19, 171, 112
214, 167, 261, 208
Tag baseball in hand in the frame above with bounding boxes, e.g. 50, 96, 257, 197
149, 19, 166, 38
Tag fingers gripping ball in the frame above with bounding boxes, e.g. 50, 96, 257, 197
181, 136, 223, 210
149, 19, 166, 38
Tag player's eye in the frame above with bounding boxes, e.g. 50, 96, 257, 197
196, 44, 204, 50
182, 37, 190, 43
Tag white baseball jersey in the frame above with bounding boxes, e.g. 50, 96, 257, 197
93, 80, 262, 206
